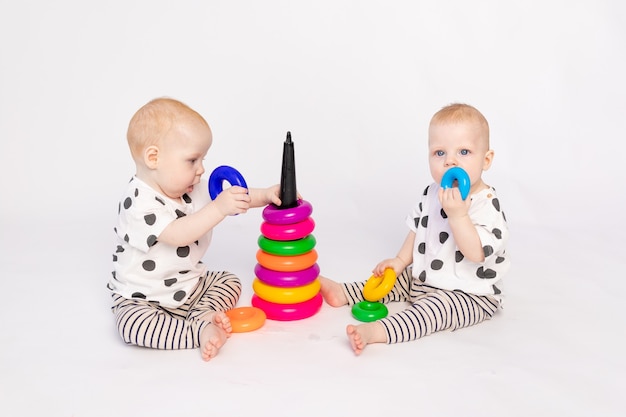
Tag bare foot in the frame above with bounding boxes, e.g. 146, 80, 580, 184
319, 275, 348, 307
346, 322, 386, 355
198, 311, 231, 361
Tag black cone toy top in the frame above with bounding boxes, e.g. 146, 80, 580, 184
279, 131, 298, 209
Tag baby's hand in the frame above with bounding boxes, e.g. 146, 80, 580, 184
372, 258, 403, 277
265, 184, 282, 206
438, 187, 470, 219
213, 186, 251, 216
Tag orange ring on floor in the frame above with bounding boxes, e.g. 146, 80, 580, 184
225, 306, 266, 333
253, 278, 321, 304
363, 268, 397, 302
256, 249, 318, 272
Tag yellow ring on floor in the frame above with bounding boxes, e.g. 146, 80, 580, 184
363, 268, 397, 302
252, 278, 321, 304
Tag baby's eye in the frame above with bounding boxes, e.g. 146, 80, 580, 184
436, 150, 445, 157
459, 149, 469, 156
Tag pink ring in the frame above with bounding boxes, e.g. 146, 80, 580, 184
255, 263, 320, 287
252, 293, 323, 321
260, 217, 315, 241
262, 199, 313, 225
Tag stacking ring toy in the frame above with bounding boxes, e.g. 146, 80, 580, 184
257, 234, 316, 256
262, 199, 313, 225
252, 278, 321, 304
255, 263, 320, 287
363, 268, 397, 302
256, 249, 318, 272
208, 165, 248, 200
225, 306, 266, 333
260, 217, 315, 241
352, 301, 389, 322
440, 167, 470, 200
252, 293, 323, 321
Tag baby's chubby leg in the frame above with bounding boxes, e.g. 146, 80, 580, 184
198, 311, 232, 361
319, 276, 348, 307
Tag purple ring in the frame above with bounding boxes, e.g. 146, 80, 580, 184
262, 199, 313, 225
254, 263, 320, 287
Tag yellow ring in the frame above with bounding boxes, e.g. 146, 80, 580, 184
256, 249, 318, 272
253, 278, 321, 304
363, 268, 397, 302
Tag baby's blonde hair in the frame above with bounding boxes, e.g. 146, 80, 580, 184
127, 97, 208, 160
430, 103, 490, 146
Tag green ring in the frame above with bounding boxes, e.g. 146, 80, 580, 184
257, 234, 317, 256
351, 301, 388, 322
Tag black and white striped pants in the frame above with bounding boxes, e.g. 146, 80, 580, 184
111, 270, 241, 350
342, 267, 500, 344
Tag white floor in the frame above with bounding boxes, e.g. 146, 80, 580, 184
1, 208, 623, 417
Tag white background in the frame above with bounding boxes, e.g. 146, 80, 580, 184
1, 1, 625, 416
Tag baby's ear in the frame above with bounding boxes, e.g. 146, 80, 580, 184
144, 145, 159, 169
483, 149, 495, 170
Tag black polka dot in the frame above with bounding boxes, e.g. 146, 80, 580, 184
431, 259, 444, 270
476, 267, 497, 279
175, 209, 186, 218
455, 251, 464, 262
440, 208, 447, 219
177, 246, 190, 257
112, 254, 117, 262
492, 198, 501, 212
164, 278, 177, 287
116, 245, 124, 253
144, 214, 156, 225
413, 217, 420, 229
503, 212, 507, 222
418, 242, 426, 254
492, 228, 502, 239
194, 240, 199, 245
418, 270, 426, 282
132, 292, 146, 299
418, 202, 423, 212
155, 196, 165, 205
142, 260, 156, 271
496, 256, 505, 264
147, 235, 158, 247
111, 271, 117, 280
421, 216, 429, 228
182, 194, 192, 204
124, 234, 129, 243
483, 245, 494, 257
439, 232, 449, 244
134, 188, 139, 197
493, 285, 501, 295
173, 290, 186, 302
123, 197, 132, 209
118, 202, 121, 214
179, 270, 190, 274
423, 186, 429, 196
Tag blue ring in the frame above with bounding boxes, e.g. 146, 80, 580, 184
208, 165, 248, 200
440, 167, 470, 200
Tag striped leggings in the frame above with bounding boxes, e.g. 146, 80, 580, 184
111, 270, 241, 350
342, 268, 500, 344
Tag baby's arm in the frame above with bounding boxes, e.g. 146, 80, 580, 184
439, 188, 484, 263
158, 186, 252, 247
373, 231, 415, 276
248, 184, 281, 208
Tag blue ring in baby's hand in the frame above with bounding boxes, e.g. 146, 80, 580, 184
440, 167, 470, 200
208, 165, 248, 200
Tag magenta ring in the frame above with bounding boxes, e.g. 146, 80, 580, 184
262, 199, 313, 225
254, 263, 320, 287
252, 293, 323, 321
260, 217, 315, 241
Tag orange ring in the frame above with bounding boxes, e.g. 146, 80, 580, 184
256, 249, 318, 272
225, 307, 266, 333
